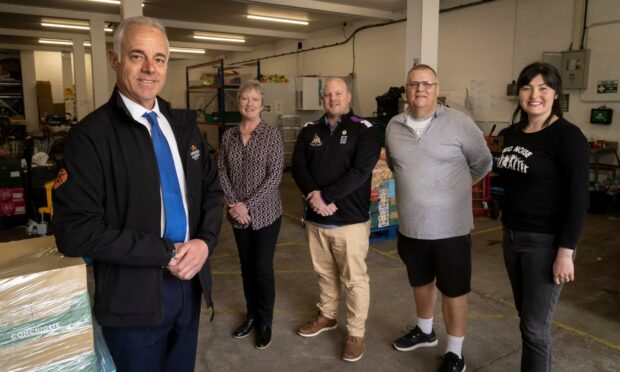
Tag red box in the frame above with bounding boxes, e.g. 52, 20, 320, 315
0, 187, 24, 201
0, 199, 25, 216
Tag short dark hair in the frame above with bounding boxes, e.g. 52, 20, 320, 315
511, 62, 563, 129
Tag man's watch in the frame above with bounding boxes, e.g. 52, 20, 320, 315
167, 245, 177, 262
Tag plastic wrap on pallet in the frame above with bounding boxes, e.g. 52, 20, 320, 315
0, 236, 96, 371
93, 316, 117, 372
371, 159, 394, 189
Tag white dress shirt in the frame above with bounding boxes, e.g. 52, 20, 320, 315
119, 92, 190, 242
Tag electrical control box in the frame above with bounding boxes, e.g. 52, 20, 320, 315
561, 49, 590, 89
295, 77, 326, 110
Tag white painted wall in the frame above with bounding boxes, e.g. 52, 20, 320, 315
34, 51, 64, 104
34, 51, 95, 111
33, 0, 620, 144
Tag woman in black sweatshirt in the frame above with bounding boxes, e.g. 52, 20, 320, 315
495, 62, 589, 372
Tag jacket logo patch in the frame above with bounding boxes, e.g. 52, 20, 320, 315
190, 144, 200, 160
53, 168, 68, 189
340, 135, 348, 144
310, 133, 322, 147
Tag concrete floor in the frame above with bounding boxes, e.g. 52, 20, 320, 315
197, 173, 620, 372
1, 172, 619, 371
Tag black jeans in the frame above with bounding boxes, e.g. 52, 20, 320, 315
233, 217, 281, 327
502, 229, 566, 372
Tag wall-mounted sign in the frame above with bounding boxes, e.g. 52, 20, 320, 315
597, 80, 618, 94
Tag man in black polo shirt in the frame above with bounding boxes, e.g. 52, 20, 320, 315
292, 77, 380, 362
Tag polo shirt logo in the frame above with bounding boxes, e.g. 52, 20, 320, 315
310, 133, 322, 146
190, 145, 200, 160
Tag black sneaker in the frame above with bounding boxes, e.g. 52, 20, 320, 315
438, 352, 466, 372
393, 326, 438, 351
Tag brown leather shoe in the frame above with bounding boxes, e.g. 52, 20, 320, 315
342, 336, 364, 362
297, 313, 337, 337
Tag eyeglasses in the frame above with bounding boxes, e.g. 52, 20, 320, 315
406, 81, 438, 89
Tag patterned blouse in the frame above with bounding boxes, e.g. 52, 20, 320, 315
217, 121, 284, 230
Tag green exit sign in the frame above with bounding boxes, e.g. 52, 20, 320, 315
597, 80, 618, 94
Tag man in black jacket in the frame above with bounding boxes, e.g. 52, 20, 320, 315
53, 16, 222, 372
292, 77, 380, 362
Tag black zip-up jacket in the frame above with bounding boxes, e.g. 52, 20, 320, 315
292, 110, 380, 225
53, 89, 223, 327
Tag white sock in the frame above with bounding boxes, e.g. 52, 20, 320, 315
416, 316, 433, 334
446, 334, 464, 357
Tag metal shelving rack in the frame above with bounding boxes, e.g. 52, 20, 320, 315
185, 59, 260, 149
0, 80, 24, 117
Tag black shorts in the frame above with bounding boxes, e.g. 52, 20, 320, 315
397, 232, 471, 297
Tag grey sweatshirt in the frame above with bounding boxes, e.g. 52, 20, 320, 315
385, 104, 492, 240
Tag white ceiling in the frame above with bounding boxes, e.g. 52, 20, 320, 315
0, 0, 408, 57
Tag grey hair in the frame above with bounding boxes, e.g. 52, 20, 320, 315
237, 80, 265, 104
407, 64, 439, 81
113, 16, 169, 59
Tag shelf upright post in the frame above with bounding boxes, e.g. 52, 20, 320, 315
217, 59, 226, 141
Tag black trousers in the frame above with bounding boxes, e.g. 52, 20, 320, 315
233, 217, 281, 327
102, 274, 201, 372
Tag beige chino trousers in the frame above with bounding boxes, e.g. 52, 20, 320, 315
305, 221, 371, 337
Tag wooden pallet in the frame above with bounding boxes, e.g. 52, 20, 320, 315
370, 225, 399, 243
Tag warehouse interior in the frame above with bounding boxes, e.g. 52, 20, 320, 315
0, 0, 619, 371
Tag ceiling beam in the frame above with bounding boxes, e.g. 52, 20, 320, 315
235, 0, 400, 20
0, 27, 252, 53
169, 41, 252, 52
0, 4, 117, 22
159, 18, 307, 39
0, 43, 71, 53
0, 4, 306, 40
0, 28, 89, 41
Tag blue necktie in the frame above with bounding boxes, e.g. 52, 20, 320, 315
143, 111, 187, 243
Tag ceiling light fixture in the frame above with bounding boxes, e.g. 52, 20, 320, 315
246, 14, 308, 25
169, 47, 206, 54
39, 39, 93, 47
90, 0, 121, 4
39, 38, 74, 46
41, 22, 89, 31
193, 34, 245, 43
41, 18, 114, 32
89, 0, 145, 6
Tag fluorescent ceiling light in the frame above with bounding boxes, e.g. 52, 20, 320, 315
89, 0, 145, 6
42, 18, 114, 32
247, 14, 308, 25
169, 47, 206, 54
39, 38, 73, 46
39, 39, 93, 47
193, 34, 245, 43
42, 22, 89, 31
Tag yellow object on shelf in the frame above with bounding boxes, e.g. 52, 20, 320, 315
37, 180, 54, 218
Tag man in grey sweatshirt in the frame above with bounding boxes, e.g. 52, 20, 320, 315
385, 64, 492, 372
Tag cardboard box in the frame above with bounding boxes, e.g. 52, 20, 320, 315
0, 187, 23, 201
38, 95, 54, 117
0, 199, 25, 216
36, 81, 52, 98
0, 236, 95, 371
0, 326, 95, 371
